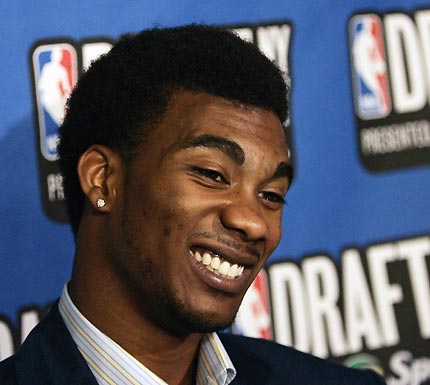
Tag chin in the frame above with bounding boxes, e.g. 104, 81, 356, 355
152, 288, 240, 336
169, 304, 238, 336
180, 315, 233, 334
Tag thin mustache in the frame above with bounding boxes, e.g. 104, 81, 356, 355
194, 232, 261, 258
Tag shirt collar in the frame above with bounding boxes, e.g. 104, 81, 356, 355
59, 284, 236, 385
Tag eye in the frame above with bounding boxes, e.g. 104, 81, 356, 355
193, 167, 229, 184
259, 191, 286, 206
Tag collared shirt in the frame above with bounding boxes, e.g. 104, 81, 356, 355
59, 285, 236, 385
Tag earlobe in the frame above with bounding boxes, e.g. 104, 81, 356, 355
77, 145, 122, 212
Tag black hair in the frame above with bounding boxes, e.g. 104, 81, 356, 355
58, 24, 289, 236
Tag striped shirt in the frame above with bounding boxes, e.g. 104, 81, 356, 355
59, 285, 236, 385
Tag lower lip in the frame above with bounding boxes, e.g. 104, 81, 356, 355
187, 251, 252, 294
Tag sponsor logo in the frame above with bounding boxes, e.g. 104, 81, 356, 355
350, 14, 391, 120
344, 353, 384, 376
386, 350, 430, 385
32, 43, 78, 161
348, 9, 430, 171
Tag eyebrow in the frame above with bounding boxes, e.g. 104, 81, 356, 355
180, 134, 245, 165
271, 162, 294, 184
181, 134, 294, 184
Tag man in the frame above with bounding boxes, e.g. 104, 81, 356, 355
0, 25, 386, 385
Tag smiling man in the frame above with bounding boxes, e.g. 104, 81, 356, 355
0, 25, 386, 385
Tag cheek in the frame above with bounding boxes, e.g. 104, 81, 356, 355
162, 222, 185, 238
156, 191, 196, 241
267, 214, 283, 249
132, 173, 222, 241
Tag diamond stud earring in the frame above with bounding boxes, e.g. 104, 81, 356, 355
96, 198, 106, 208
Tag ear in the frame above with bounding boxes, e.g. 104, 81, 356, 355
77, 144, 124, 212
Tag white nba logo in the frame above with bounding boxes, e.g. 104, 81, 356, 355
32, 43, 78, 161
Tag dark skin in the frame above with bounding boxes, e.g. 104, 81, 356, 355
69, 90, 292, 385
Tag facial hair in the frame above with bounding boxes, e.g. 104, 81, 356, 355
120, 211, 237, 337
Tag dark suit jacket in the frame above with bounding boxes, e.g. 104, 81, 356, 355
0, 303, 386, 384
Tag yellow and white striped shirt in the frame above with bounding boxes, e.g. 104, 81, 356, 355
59, 285, 236, 385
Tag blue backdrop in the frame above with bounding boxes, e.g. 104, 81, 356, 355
1, 1, 429, 382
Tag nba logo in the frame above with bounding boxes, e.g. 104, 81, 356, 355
350, 14, 391, 120
32, 43, 78, 160
232, 270, 273, 339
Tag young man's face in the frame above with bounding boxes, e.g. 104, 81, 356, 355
114, 90, 291, 335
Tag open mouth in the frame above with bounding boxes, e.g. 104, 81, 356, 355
191, 249, 245, 279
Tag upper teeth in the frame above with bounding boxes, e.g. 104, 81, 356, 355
194, 251, 244, 279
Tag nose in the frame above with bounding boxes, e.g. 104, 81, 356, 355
220, 194, 268, 241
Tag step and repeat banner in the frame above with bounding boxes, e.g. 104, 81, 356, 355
1, 0, 429, 383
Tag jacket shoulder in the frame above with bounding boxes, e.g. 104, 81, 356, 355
219, 334, 386, 385
0, 302, 98, 385
0, 356, 18, 385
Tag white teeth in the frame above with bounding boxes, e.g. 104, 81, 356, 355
219, 261, 230, 275
193, 250, 245, 279
202, 253, 211, 266
228, 264, 238, 278
211, 256, 220, 269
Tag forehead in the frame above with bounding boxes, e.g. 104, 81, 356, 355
151, 90, 288, 157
